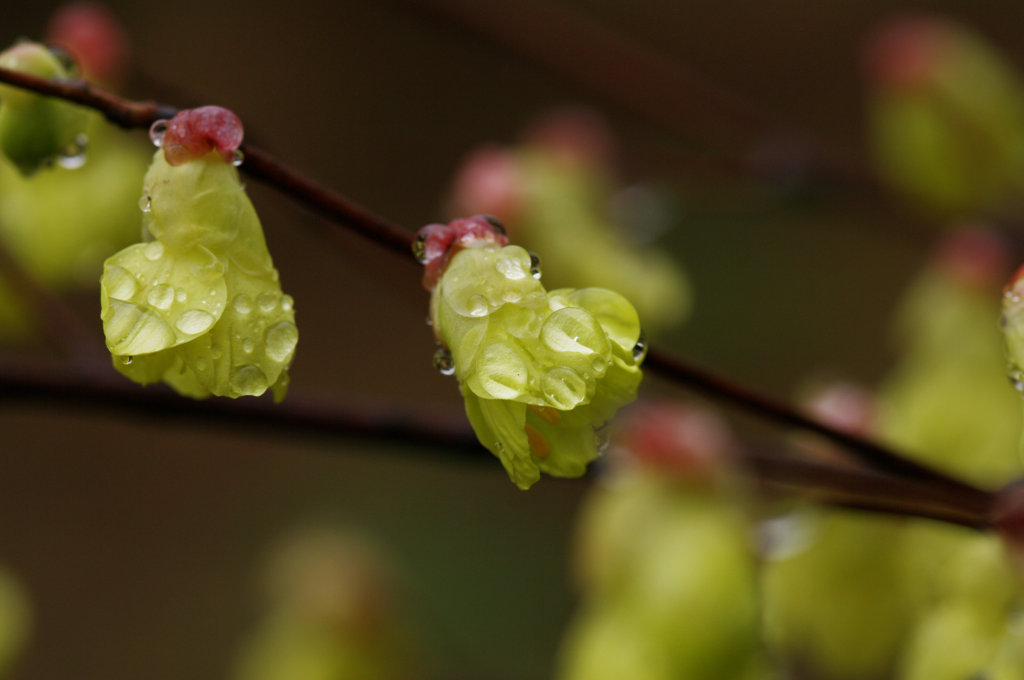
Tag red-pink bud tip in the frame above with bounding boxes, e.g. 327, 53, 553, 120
152, 106, 245, 167
935, 227, 1011, 292
46, 2, 128, 83
615, 402, 735, 479
449, 146, 524, 225
991, 482, 1024, 570
863, 15, 953, 91
414, 215, 509, 291
524, 108, 613, 167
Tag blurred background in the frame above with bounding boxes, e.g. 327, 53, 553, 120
1, 1, 1024, 679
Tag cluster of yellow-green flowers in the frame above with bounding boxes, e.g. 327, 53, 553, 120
100, 107, 297, 401
417, 215, 644, 489
0, 41, 88, 176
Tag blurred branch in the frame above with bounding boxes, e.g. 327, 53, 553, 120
0, 66, 992, 513
745, 450, 992, 530
0, 237, 103, 360
0, 356, 998, 530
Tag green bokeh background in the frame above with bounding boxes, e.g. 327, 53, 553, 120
0, 1, 1020, 678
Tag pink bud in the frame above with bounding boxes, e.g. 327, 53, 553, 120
47, 2, 128, 83
156, 106, 245, 166
415, 215, 508, 291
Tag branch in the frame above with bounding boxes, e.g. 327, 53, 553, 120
0, 356, 997, 530
0, 66, 993, 512
0, 67, 415, 259
644, 348, 993, 509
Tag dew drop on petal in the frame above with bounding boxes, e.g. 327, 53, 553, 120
146, 284, 175, 310
57, 134, 88, 169
231, 149, 244, 167
632, 331, 648, 362
281, 295, 294, 312
149, 120, 168, 147
232, 294, 252, 315
1010, 367, 1024, 392
242, 338, 255, 354
467, 294, 489, 317
119, 355, 133, 365
143, 241, 164, 261
265, 322, 299, 362
483, 215, 506, 236
433, 346, 455, 375
138, 194, 152, 213
495, 255, 526, 280
230, 364, 268, 396
257, 292, 278, 313
529, 252, 542, 279
176, 309, 215, 335
210, 344, 223, 360
502, 289, 522, 303
542, 366, 587, 410
175, 289, 187, 303
104, 265, 139, 301
591, 356, 609, 376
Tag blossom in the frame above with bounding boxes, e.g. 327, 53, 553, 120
100, 110, 297, 400
420, 215, 644, 489
0, 41, 88, 175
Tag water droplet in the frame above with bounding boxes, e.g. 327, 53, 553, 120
57, 134, 88, 169
47, 45, 78, 74
1010, 368, 1024, 392
149, 120, 168, 147
104, 265, 139, 301
143, 241, 164, 261
483, 215, 506, 236
230, 365, 268, 396
257, 292, 278, 313
119, 355, 133, 365
475, 343, 528, 399
593, 421, 611, 454
502, 289, 522, 303
433, 347, 455, 375
146, 284, 174, 310
591, 356, 609, 376
542, 366, 587, 410
176, 309, 215, 335
281, 295, 294, 312
138, 194, 152, 213
495, 441, 505, 454
467, 294, 489, 317
758, 511, 819, 561
529, 252, 542, 279
265, 322, 299, 362
632, 331, 648, 362
175, 289, 187, 303
210, 345, 224, 360
231, 149, 244, 167
496, 255, 527, 280
242, 338, 255, 353
540, 307, 607, 355
232, 294, 252, 315
412, 233, 429, 263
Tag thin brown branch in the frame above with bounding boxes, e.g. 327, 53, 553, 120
0, 356, 999, 530
0, 236, 104, 360
744, 450, 993, 530
0, 65, 994, 516
0, 67, 416, 259
644, 347, 994, 510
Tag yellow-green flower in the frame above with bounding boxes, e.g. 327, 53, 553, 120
100, 140, 297, 401
422, 216, 644, 489
0, 41, 88, 176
